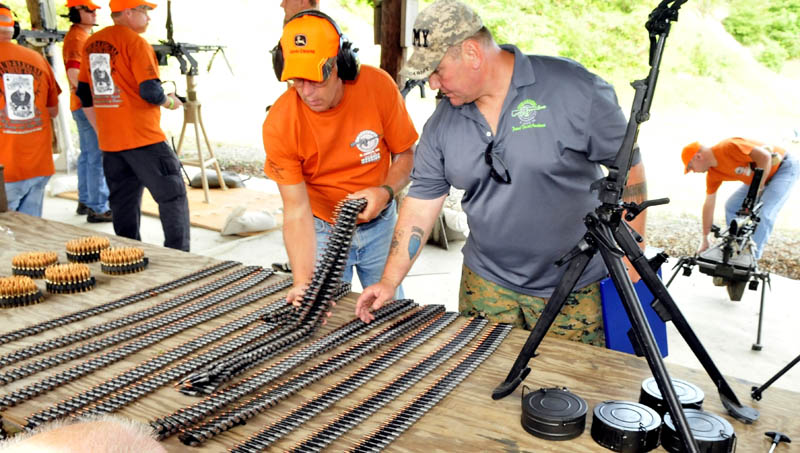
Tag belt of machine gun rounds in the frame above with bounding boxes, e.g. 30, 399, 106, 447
0, 265, 259, 370
71, 283, 325, 419
152, 298, 417, 441
288, 322, 511, 453
180, 305, 450, 446
229, 315, 486, 453
1, 269, 277, 415
150, 197, 386, 439
0, 267, 270, 387
0, 260, 238, 347
175, 198, 370, 397
347, 323, 513, 453
24, 277, 295, 427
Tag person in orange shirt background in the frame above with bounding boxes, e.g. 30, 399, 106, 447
264, 11, 418, 305
682, 137, 799, 259
0, 3, 61, 217
76, 0, 189, 251
63, 0, 111, 223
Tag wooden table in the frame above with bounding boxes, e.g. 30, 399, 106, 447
1, 212, 797, 452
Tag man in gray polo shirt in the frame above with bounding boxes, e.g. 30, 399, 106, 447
355, 0, 648, 347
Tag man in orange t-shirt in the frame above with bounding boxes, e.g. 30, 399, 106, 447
76, 0, 189, 251
0, 3, 61, 217
63, 0, 111, 222
264, 12, 418, 305
682, 137, 798, 258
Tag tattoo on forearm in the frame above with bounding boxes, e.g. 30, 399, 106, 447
408, 226, 424, 260
389, 231, 402, 256
623, 182, 648, 203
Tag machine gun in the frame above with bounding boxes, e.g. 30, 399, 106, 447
149, 0, 231, 76
149, 0, 231, 204
15, 28, 65, 47
667, 168, 771, 349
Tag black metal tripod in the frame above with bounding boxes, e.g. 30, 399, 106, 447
751, 353, 800, 401
492, 2, 758, 452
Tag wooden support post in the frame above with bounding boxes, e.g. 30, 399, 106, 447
379, 0, 403, 83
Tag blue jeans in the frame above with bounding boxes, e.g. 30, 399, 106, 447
315, 200, 403, 298
6, 175, 50, 217
725, 152, 799, 259
73, 109, 109, 213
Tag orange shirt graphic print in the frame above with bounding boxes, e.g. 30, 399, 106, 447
3, 73, 35, 121
90, 53, 115, 97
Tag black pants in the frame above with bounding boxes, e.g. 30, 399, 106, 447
102, 142, 190, 251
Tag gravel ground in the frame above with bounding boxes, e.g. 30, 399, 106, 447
214, 146, 800, 281
647, 210, 800, 280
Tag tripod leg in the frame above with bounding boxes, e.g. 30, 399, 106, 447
752, 274, 767, 351
614, 224, 759, 423
492, 242, 594, 400
751, 353, 800, 400
193, 121, 210, 203
599, 225, 698, 453
665, 257, 685, 287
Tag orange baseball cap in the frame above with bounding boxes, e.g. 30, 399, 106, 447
279, 14, 340, 82
66, 0, 101, 9
681, 142, 701, 173
0, 6, 14, 28
109, 0, 156, 13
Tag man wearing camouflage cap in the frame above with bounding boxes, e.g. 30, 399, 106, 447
356, 0, 648, 347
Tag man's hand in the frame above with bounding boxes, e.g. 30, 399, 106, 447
347, 186, 391, 222
163, 93, 183, 111
697, 236, 710, 255
286, 283, 308, 307
355, 280, 397, 323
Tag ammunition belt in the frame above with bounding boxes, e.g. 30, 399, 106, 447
175, 199, 368, 397
0, 260, 238, 347
287, 321, 507, 452
347, 323, 513, 453
1, 270, 276, 414
24, 279, 294, 425
180, 305, 450, 446
229, 313, 480, 453
0, 267, 269, 386
151, 298, 417, 441
0, 265, 258, 369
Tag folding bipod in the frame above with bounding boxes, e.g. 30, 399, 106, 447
493, 2, 758, 453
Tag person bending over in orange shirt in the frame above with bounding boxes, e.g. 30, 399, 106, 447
0, 3, 61, 217
264, 11, 418, 306
682, 137, 799, 259
76, 0, 189, 251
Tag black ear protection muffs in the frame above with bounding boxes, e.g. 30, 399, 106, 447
271, 10, 360, 82
68, 7, 82, 24
0, 3, 20, 39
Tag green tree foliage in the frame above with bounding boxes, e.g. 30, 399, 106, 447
723, 0, 800, 70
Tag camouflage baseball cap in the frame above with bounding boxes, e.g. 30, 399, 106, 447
400, 0, 483, 80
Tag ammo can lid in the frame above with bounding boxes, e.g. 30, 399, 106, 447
639, 377, 705, 416
521, 387, 587, 441
662, 409, 736, 453
591, 401, 662, 453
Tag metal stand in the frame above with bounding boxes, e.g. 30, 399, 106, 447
751, 353, 800, 401
492, 3, 758, 453
667, 256, 771, 350
175, 74, 227, 203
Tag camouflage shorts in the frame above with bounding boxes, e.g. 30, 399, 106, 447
459, 264, 606, 347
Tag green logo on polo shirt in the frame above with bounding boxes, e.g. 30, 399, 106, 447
511, 99, 547, 131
